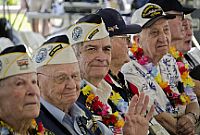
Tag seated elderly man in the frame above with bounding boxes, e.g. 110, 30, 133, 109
0, 45, 54, 134
66, 14, 154, 134
122, 3, 199, 135
96, 8, 141, 104
34, 35, 154, 135
96, 8, 170, 135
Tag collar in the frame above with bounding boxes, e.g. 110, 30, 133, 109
85, 79, 112, 103
40, 97, 65, 124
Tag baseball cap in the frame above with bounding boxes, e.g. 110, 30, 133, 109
131, 3, 175, 28
96, 8, 142, 37
149, 0, 196, 15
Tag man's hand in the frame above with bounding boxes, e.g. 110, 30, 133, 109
123, 92, 154, 135
177, 114, 196, 135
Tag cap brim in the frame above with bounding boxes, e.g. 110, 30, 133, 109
182, 7, 196, 15
121, 24, 142, 34
143, 14, 175, 28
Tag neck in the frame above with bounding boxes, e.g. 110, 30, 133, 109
151, 57, 160, 65
43, 95, 70, 113
171, 39, 182, 50
110, 62, 121, 76
1, 118, 31, 134
56, 104, 70, 114
85, 78, 101, 87
143, 52, 161, 65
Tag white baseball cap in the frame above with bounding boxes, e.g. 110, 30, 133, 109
131, 3, 175, 28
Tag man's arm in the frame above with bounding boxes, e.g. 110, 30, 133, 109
176, 102, 199, 135
154, 112, 177, 135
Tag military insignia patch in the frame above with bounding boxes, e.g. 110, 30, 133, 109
107, 25, 119, 32
17, 58, 29, 70
88, 29, 99, 40
49, 44, 63, 57
142, 5, 163, 18
35, 48, 47, 63
0, 60, 2, 72
72, 27, 83, 41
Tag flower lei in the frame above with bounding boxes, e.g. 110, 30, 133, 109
169, 47, 195, 88
130, 45, 191, 107
0, 119, 54, 135
81, 85, 125, 133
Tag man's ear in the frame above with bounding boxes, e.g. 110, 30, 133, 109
133, 35, 140, 47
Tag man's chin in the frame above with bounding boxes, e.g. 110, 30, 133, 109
184, 44, 192, 52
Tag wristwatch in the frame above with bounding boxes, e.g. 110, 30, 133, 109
187, 112, 199, 124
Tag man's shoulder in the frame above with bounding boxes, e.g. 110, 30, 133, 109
121, 60, 140, 74
36, 104, 72, 135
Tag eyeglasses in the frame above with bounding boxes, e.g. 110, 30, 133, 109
37, 73, 80, 84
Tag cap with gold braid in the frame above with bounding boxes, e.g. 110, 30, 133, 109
0, 45, 36, 80
131, 3, 175, 28
66, 14, 109, 45
33, 35, 78, 68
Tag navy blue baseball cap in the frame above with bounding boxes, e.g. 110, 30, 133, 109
149, 0, 196, 15
96, 8, 142, 37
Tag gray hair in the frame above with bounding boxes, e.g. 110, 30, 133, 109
71, 42, 84, 59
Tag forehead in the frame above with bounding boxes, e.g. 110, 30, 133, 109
44, 63, 80, 73
1, 73, 36, 83
83, 36, 110, 47
148, 19, 169, 29
166, 10, 183, 14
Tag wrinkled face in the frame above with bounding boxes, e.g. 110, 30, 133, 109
139, 19, 171, 62
38, 63, 81, 111
110, 35, 130, 67
0, 73, 40, 121
181, 18, 193, 53
166, 11, 184, 41
78, 36, 111, 82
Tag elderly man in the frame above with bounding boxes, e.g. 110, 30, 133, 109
67, 14, 154, 134
96, 8, 170, 135
96, 8, 141, 103
149, 0, 196, 64
0, 45, 53, 134
34, 35, 154, 135
122, 2, 199, 135
149, 0, 200, 132
149, 0, 195, 53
